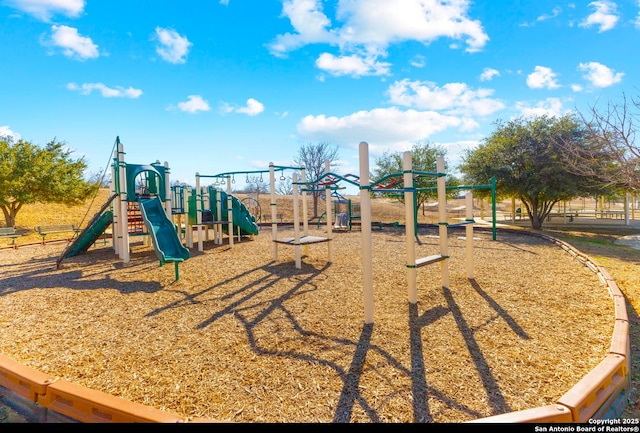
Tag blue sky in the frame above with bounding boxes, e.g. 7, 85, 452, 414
1, 0, 638, 194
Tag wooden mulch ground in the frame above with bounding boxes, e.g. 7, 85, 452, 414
0, 225, 614, 423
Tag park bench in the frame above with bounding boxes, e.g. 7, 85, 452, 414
34, 224, 81, 244
0, 227, 21, 249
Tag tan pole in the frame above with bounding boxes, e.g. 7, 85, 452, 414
301, 167, 309, 256
292, 172, 301, 269
269, 163, 278, 261
404, 151, 417, 304
111, 151, 119, 255
117, 141, 129, 263
325, 160, 332, 262
226, 176, 234, 247
359, 142, 374, 324
437, 157, 448, 289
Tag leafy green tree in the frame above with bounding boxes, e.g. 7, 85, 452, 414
459, 114, 607, 229
0, 136, 97, 227
372, 141, 458, 215
293, 142, 340, 218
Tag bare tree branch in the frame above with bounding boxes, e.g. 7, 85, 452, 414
564, 92, 640, 192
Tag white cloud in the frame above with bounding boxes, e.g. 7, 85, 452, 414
154, 27, 192, 64
479, 67, 500, 81
267, 0, 337, 56
514, 97, 566, 118
294, 78, 507, 161
220, 98, 265, 116
268, 0, 488, 77
519, 6, 562, 27
297, 106, 477, 155
315, 52, 390, 77
410, 55, 425, 68
579, 1, 619, 32
571, 83, 584, 92
219, 0, 229, 5
387, 79, 505, 117
45, 25, 98, 60
333, 0, 488, 52
67, 82, 142, 98
4, 0, 84, 21
236, 98, 265, 116
536, 7, 562, 22
175, 95, 210, 113
0, 126, 21, 141
578, 61, 624, 87
526, 66, 560, 89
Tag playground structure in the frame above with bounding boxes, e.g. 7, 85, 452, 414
56, 137, 263, 279
52, 137, 498, 300
51, 136, 288, 285
169, 175, 260, 252
171, 162, 321, 268
316, 190, 361, 231
110, 139, 190, 280
271, 161, 332, 270
276, 143, 494, 325
57, 137, 190, 280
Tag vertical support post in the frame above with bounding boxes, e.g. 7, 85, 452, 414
186, 176, 197, 248
183, 186, 189, 240
404, 151, 417, 304
194, 174, 203, 251
111, 154, 119, 254
215, 188, 223, 244
359, 142, 374, 324
292, 172, 302, 269
196, 218, 204, 251
202, 186, 210, 242
117, 142, 130, 263
437, 157, 448, 289
301, 167, 309, 256
226, 176, 234, 247
465, 191, 474, 279
164, 162, 171, 217
270, 163, 278, 261
324, 160, 332, 262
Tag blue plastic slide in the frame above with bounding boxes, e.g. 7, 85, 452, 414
139, 197, 190, 265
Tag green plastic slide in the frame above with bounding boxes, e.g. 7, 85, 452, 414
64, 210, 113, 258
139, 197, 190, 264
191, 188, 259, 236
